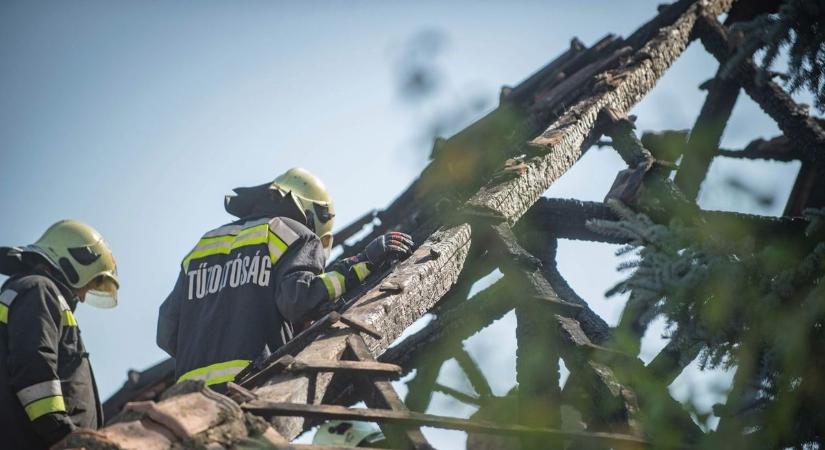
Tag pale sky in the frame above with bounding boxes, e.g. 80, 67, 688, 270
0, 1, 811, 448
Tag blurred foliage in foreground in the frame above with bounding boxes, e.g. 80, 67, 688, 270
724, 0, 825, 112
588, 200, 825, 448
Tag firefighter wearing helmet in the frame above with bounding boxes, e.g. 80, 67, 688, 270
157, 167, 414, 389
0, 220, 119, 450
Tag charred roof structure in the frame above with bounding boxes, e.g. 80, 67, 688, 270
57, 0, 825, 448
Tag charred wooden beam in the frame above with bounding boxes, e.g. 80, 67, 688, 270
453, 347, 494, 400
716, 135, 801, 162
695, 14, 825, 165
468, 0, 735, 223
521, 198, 626, 244
646, 324, 705, 386
379, 278, 514, 373
675, 68, 741, 201
514, 227, 612, 344
523, 197, 808, 248
432, 382, 483, 406
242, 402, 653, 448
784, 162, 825, 215
346, 335, 433, 450
489, 222, 565, 449
673, 0, 781, 201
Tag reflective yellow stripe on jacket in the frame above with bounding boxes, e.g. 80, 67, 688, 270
18, 380, 66, 420
319, 271, 346, 300
183, 218, 300, 272
57, 295, 77, 327
177, 359, 251, 386
352, 262, 371, 282
0, 289, 18, 324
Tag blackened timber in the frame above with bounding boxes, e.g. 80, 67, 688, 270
468, 0, 735, 224
516, 230, 612, 344
696, 14, 825, 165
521, 198, 626, 244
347, 335, 433, 450
433, 382, 482, 406
674, 0, 778, 201
379, 278, 514, 373
522, 197, 810, 258
675, 68, 740, 201
646, 324, 705, 386
242, 402, 653, 448
716, 135, 801, 162
453, 347, 494, 400
489, 222, 564, 448
784, 163, 825, 215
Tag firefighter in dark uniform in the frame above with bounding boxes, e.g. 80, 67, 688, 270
157, 167, 413, 388
0, 220, 120, 450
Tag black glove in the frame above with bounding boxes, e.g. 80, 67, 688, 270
361, 231, 414, 268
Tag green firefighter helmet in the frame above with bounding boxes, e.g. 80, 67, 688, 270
24, 220, 120, 308
312, 421, 384, 447
271, 167, 336, 254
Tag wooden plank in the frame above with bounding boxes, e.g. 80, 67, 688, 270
288, 359, 401, 376
242, 401, 653, 448
235, 313, 342, 384
338, 314, 383, 340
241, 356, 295, 390
347, 335, 433, 450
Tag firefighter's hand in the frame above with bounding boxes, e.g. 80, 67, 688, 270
363, 231, 414, 267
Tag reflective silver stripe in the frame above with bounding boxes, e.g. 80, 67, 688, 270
17, 380, 62, 406
202, 217, 272, 238
269, 219, 300, 245
236, 228, 267, 242
320, 271, 345, 299
57, 295, 70, 312
203, 224, 242, 238
330, 273, 344, 298
0, 289, 18, 306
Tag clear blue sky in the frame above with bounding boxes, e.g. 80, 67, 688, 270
0, 1, 810, 447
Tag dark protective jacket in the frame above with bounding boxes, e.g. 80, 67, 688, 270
0, 273, 103, 450
156, 216, 368, 387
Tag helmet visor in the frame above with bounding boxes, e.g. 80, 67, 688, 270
84, 276, 118, 309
